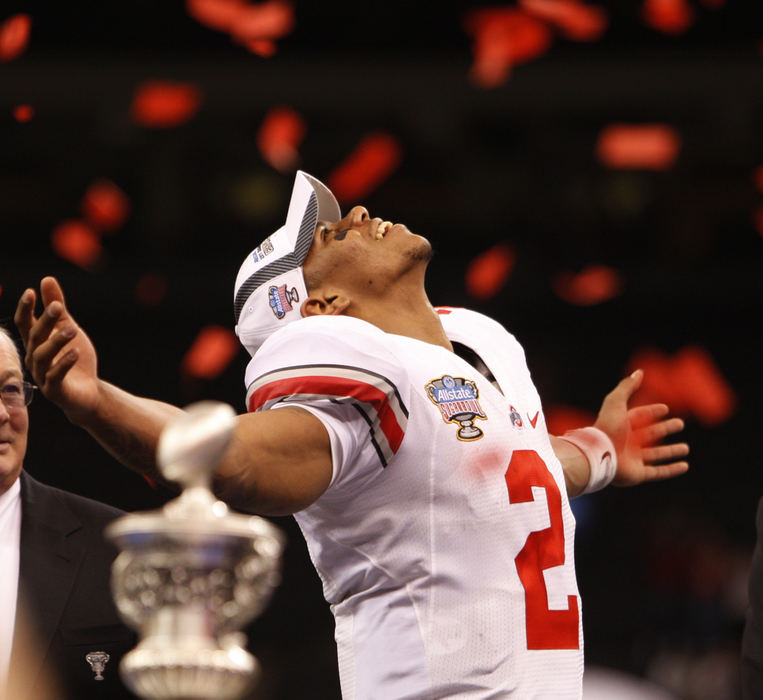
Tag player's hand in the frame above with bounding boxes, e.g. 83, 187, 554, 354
14, 276, 102, 424
593, 369, 689, 486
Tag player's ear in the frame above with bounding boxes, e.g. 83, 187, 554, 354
302, 292, 350, 317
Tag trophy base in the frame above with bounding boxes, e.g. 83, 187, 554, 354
121, 645, 258, 700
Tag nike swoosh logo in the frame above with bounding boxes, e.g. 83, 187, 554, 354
529, 411, 539, 428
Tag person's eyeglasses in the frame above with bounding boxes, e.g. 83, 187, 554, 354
0, 380, 37, 408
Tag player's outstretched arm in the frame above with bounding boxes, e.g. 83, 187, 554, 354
553, 369, 689, 497
15, 276, 334, 514
15, 276, 184, 481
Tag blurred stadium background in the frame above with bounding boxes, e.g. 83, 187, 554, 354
1, 1, 761, 698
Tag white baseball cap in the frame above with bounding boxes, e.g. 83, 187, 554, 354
233, 170, 342, 356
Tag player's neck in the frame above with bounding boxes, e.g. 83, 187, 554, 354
348, 287, 453, 351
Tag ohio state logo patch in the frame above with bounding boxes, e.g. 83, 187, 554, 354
509, 405, 523, 427
268, 284, 299, 319
425, 374, 487, 441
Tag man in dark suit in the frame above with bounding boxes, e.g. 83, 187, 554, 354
1, 326, 136, 700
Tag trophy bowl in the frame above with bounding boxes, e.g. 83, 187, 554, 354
106, 402, 284, 700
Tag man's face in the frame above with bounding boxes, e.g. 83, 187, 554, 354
302, 205, 433, 299
0, 336, 28, 494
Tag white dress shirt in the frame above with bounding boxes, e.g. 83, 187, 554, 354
0, 477, 22, 691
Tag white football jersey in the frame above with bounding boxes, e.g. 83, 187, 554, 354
244, 308, 583, 699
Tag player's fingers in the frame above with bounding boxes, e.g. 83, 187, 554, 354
634, 417, 685, 446
43, 346, 79, 389
40, 276, 68, 309
24, 302, 67, 367
28, 325, 77, 381
603, 369, 644, 408
13, 288, 38, 345
628, 403, 669, 430
641, 461, 690, 482
641, 442, 690, 464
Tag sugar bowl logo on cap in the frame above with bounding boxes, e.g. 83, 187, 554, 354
233, 171, 341, 356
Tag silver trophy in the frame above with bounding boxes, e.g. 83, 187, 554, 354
105, 402, 284, 700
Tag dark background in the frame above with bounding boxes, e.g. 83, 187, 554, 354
1, 1, 762, 698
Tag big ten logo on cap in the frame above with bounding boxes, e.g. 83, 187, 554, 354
268, 285, 299, 319
252, 237, 275, 263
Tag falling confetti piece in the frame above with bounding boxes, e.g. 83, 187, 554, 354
642, 0, 694, 34
465, 8, 553, 88
243, 38, 277, 56
51, 220, 102, 270
327, 133, 403, 203
545, 405, 597, 435
519, 0, 607, 42
596, 124, 681, 170
0, 14, 31, 62
182, 325, 239, 379
130, 81, 202, 128
186, 0, 246, 32
135, 272, 168, 306
12, 104, 34, 122
553, 264, 623, 305
228, 0, 294, 43
81, 179, 130, 233
628, 346, 736, 426
257, 106, 306, 172
466, 244, 516, 300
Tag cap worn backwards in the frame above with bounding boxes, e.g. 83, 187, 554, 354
233, 171, 341, 356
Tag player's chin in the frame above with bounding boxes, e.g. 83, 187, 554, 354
406, 235, 434, 264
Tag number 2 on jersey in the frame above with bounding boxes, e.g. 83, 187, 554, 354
505, 449, 580, 650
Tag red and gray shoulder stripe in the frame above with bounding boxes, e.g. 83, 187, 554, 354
246, 364, 408, 467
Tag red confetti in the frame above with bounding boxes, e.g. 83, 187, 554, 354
327, 133, 403, 203
0, 14, 31, 62
130, 81, 202, 128
186, 0, 293, 55
642, 0, 694, 34
81, 179, 130, 233
596, 124, 681, 170
519, 0, 607, 42
182, 326, 239, 379
545, 405, 597, 435
12, 104, 34, 122
228, 1, 294, 43
243, 38, 277, 56
186, 0, 246, 32
465, 244, 516, 300
553, 265, 623, 305
628, 346, 736, 426
257, 106, 306, 172
51, 220, 102, 269
465, 8, 553, 88
135, 272, 168, 307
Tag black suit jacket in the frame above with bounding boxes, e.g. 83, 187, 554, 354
8, 472, 138, 700
742, 496, 763, 699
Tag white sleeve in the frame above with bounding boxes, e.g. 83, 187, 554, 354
243, 316, 411, 495
268, 401, 366, 490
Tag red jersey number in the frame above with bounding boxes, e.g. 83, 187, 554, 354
505, 449, 580, 650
